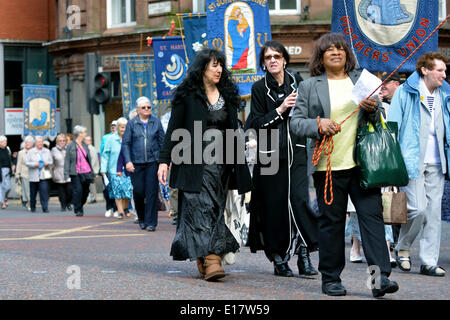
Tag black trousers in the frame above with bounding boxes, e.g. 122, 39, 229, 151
103, 174, 117, 212
30, 180, 49, 211
313, 167, 391, 284
70, 175, 91, 214
56, 182, 72, 208
130, 162, 158, 227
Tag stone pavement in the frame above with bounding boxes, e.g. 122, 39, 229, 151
0, 199, 448, 300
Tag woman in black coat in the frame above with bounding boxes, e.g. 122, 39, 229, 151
158, 48, 252, 282
245, 41, 319, 277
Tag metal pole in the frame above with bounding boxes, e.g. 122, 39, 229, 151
65, 74, 72, 133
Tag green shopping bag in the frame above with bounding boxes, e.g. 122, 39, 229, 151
356, 115, 409, 189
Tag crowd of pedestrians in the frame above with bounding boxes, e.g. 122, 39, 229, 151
1, 36, 449, 298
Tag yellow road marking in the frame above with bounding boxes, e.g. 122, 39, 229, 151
0, 220, 145, 241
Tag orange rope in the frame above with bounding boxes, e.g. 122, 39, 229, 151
313, 15, 449, 206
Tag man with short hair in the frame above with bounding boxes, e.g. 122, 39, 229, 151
388, 52, 449, 277
122, 97, 165, 232
380, 72, 402, 115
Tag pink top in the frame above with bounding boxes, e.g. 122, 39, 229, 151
76, 146, 91, 174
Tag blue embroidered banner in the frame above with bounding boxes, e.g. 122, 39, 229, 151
152, 36, 188, 103
331, 0, 439, 73
182, 13, 208, 67
207, 0, 271, 97
23, 85, 57, 140
118, 55, 156, 117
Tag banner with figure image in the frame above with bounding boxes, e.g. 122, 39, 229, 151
152, 36, 188, 104
181, 13, 208, 67
118, 55, 156, 117
23, 85, 57, 140
207, 0, 271, 97
331, 0, 439, 72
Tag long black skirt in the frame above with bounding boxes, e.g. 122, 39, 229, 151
170, 164, 240, 261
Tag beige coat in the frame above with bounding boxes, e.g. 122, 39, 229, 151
15, 149, 30, 179
51, 146, 66, 183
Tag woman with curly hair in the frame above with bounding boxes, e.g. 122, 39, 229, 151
158, 48, 252, 281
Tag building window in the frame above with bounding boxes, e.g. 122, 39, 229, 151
193, 0, 206, 13
268, 0, 301, 15
107, 0, 136, 28
439, 0, 446, 21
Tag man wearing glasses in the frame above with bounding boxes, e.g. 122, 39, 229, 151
122, 96, 165, 232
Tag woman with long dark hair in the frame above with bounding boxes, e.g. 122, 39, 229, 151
245, 40, 319, 278
290, 32, 398, 297
158, 48, 252, 281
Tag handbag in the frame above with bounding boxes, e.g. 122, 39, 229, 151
381, 186, 407, 224
40, 167, 52, 180
356, 114, 409, 189
77, 144, 94, 184
79, 172, 94, 184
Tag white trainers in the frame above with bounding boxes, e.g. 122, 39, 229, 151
105, 209, 113, 217
113, 211, 120, 218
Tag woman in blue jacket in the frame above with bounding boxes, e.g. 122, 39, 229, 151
101, 117, 133, 219
122, 97, 165, 232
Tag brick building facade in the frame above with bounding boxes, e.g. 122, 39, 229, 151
0, 0, 57, 150
43, 0, 449, 147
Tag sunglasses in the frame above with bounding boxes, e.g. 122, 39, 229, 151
140, 106, 151, 110
264, 54, 283, 61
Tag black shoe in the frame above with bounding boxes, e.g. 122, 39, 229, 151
139, 222, 147, 230
74, 210, 84, 217
146, 225, 156, 232
372, 275, 399, 298
274, 262, 294, 277
61, 207, 66, 212
43, 209, 49, 213
133, 219, 140, 224
66, 204, 72, 211
31, 208, 36, 213
322, 282, 347, 296
171, 218, 178, 225
297, 245, 318, 276
22, 202, 27, 208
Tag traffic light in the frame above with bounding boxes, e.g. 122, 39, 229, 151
94, 72, 111, 104
85, 52, 101, 114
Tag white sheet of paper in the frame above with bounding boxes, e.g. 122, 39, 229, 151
103, 174, 109, 187
351, 69, 382, 105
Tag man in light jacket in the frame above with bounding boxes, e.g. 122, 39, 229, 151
388, 52, 449, 277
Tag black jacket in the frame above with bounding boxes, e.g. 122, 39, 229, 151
245, 70, 305, 160
158, 90, 252, 194
64, 141, 92, 180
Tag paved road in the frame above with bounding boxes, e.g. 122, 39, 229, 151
0, 200, 448, 301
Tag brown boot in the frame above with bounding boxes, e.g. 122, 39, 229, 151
196, 258, 205, 276
203, 254, 225, 281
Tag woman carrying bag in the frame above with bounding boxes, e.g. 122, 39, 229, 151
64, 126, 94, 217
289, 33, 398, 298
25, 136, 53, 213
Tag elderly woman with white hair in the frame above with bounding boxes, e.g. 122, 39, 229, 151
51, 133, 72, 212
64, 125, 94, 217
25, 136, 53, 213
15, 135, 35, 209
0, 135, 13, 209
122, 96, 165, 231
101, 117, 133, 219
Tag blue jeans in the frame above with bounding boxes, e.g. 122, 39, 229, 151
30, 180, 49, 211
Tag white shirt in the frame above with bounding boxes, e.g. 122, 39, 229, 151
419, 78, 441, 164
